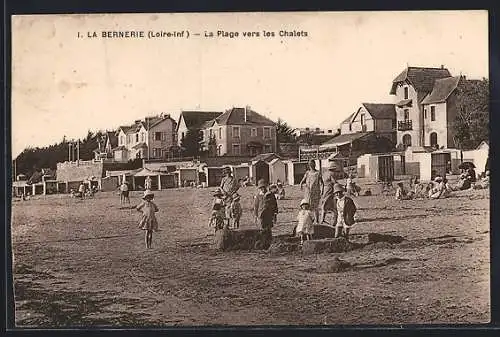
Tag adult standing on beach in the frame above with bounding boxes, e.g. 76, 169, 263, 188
320, 162, 338, 224
220, 166, 239, 227
300, 159, 324, 224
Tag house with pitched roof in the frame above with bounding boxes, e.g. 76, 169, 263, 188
340, 103, 396, 144
421, 75, 483, 149
390, 65, 452, 148
176, 110, 223, 147
113, 113, 177, 161
199, 107, 277, 156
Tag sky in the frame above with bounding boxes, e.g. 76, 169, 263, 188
11, 11, 488, 158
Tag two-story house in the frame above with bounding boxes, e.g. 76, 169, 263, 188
421, 75, 482, 149
390, 66, 452, 148
176, 110, 223, 146
113, 113, 177, 161
200, 107, 277, 156
340, 103, 396, 144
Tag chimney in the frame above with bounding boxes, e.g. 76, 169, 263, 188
440, 64, 444, 69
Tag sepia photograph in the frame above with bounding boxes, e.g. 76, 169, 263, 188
9, 10, 490, 327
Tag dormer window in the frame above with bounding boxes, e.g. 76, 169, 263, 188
404, 86, 409, 100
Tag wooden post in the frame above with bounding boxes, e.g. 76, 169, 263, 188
43, 182, 47, 195
158, 175, 162, 190
77, 140, 80, 166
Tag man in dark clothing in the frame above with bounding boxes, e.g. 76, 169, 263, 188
253, 179, 278, 248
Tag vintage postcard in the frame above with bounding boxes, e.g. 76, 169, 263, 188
10, 11, 489, 327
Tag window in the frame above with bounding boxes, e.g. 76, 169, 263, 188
403, 109, 410, 121
153, 148, 162, 158
232, 126, 240, 138
135, 134, 139, 142
264, 144, 272, 153
232, 144, 241, 155
264, 127, 271, 138
120, 136, 125, 145
251, 128, 257, 137
431, 106, 436, 121
404, 86, 409, 100
217, 145, 222, 156
219, 127, 222, 139
360, 113, 365, 125
402, 134, 412, 147
155, 132, 162, 141
141, 133, 145, 142
424, 108, 427, 119
209, 129, 213, 138
349, 124, 352, 131
181, 132, 185, 140
430, 132, 438, 147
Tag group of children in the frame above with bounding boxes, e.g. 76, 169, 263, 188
208, 188, 242, 230
296, 183, 357, 244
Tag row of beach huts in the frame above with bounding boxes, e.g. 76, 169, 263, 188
12, 143, 489, 196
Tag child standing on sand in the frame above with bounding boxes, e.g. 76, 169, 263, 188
296, 199, 315, 244
136, 190, 159, 249
208, 188, 225, 230
230, 194, 242, 229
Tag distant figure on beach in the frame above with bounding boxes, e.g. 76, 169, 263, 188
145, 176, 152, 190
320, 174, 338, 225
78, 182, 86, 200
276, 182, 286, 200
300, 160, 324, 224
120, 181, 130, 205
136, 190, 159, 249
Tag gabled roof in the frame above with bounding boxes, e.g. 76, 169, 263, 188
179, 111, 223, 129
106, 131, 118, 148
320, 132, 374, 147
361, 103, 396, 120
215, 108, 275, 126
421, 76, 461, 104
118, 126, 132, 134
340, 112, 356, 125
251, 153, 281, 163
113, 145, 127, 151
390, 66, 452, 95
132, 142, 147, 149
199, 119, 216, 129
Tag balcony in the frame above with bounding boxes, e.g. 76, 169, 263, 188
398, 120, 413, 131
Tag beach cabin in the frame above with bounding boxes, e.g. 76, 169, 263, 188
178, 167, 199, 187
250, 153, 281, 184
357, 153, 405, 181
283, 160, 309, 185
269, 158, 286, 185
133, 168, 160, 190
231, 164, 251, 184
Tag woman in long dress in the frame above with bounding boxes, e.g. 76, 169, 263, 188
300, 160, 324, 224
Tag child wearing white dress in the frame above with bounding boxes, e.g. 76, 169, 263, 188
296, 199, 315, 244
136, 190, 159, 249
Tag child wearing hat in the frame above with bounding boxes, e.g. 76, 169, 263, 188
253, 179, 278, 248
395, 182, 407, 200
230, 194, 242, 229
296, 199, 315, 244
136, 190, 159, 249
333, 183, 357, 240
209, 188, 226, 230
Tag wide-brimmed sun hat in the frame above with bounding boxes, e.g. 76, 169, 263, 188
434, 176, 443, 182
300, 199, 309, 206
333, 183, 345, 193
222, 166, 231, 173
257, 179, 267, 188
143, 189, 154, 200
